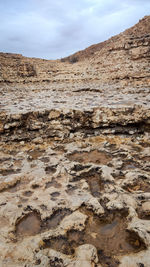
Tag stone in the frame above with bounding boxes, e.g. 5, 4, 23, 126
32, 137, 43, 144
60, 210, 87, 231
69, 244, 99, 267
75, 244, 98, 262
142, 202, 150, 213
48, 110, 61, 120
20, 141, 25, 145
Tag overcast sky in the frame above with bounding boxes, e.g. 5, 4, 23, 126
0, 0, 149, 59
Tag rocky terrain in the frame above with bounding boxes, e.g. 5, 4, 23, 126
0, 15, 150, 267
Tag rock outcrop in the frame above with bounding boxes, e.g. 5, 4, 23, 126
0, 16, 150, 267
0, 16, 150, 86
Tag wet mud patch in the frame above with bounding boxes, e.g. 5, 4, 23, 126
43, 209, 72, 230
72, 168, 104, 197
16, 209, 72, 238
87, 173, 104, 197
43, 236, 74, 255
43, 209, 145, 266
81, 208, 145, 258
67, 150, 112, 165
16, 212, 41, 237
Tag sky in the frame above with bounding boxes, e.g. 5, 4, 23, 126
0, 0, 149, 59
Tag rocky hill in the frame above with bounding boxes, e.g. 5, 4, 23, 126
62, 16, 150, 62
0, 16, 150, 267
0, 16, 149, 86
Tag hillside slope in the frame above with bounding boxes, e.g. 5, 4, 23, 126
61, 15, 150, 62
0, 15, 149, 86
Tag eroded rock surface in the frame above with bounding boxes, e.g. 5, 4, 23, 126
0, 16, 150, 267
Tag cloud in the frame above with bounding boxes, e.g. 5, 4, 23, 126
0, 0, 149, 59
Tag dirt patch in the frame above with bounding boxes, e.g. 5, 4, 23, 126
88, 173, 104, 197
68, 150, 112, 165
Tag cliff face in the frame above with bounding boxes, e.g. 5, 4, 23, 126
0, 16, 149, 86
0, 16, 150, 267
